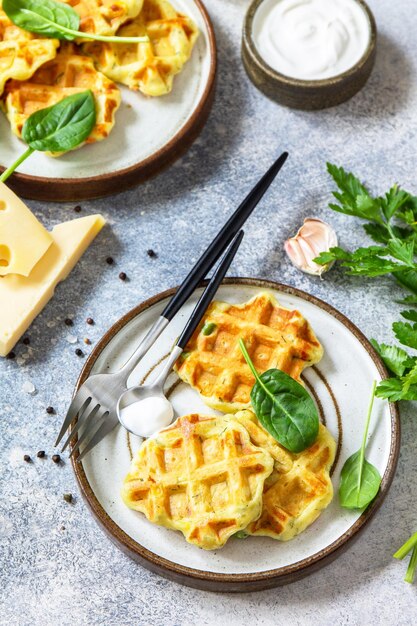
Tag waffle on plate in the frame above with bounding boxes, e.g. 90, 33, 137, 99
3, 45, 121, 153
174, 292, 324, 413
235, 410, 336, 541
59, 0, 144, 37
122, 413, 274, 550
0, 3, 59, 96
83, 0, 199, 96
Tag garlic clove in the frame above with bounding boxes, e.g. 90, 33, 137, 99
284, 218, 338, 276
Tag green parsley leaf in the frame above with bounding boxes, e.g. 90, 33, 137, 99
376, 377, 417, 401
386, 239, 415, 266
379, 185, 410, 220
327, 163, 383, 223
370, 340, 414, 377
393, 321, 417, 350
400, 310, 417, 322
397, 295, 417, 305
395, 270, 417, 295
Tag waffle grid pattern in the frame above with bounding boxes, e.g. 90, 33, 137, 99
175, 293, 324, 412
235, 411, 336, 540
0, 9, 59, 96
82, 0, 199, 96
122, 414, 274, 550
4, 47, 121, 148
60, 0, 144, 36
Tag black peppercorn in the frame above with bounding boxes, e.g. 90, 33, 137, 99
22, 337, 30, 345
106, 256, 114, 265
37, 450, 46, 458
119, 272, 127, 281
64, 318, 73, 326
74, 205, 82, 213
23, 454, 31, 462
147, 249, 157, 258
86, 317, 94, 325
46, 406, 55, 414
6, 351, 15, 359
52, 454, 61, 464
75, 348, 84, 357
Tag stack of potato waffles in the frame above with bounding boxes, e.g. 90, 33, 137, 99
123, 293, 337, 550
0, 0, 199, 151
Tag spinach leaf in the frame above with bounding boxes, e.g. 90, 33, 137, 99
239, 339, 319, 453
3, 0, 80, 40
0, 91, 96, 183
22, 90, 96, 152
3, 0, 148, 43
339, 382, 381, 509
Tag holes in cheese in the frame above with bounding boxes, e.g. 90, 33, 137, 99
0, 245, 11, 268
0, 214, 106, 357
0, 182, 53, 277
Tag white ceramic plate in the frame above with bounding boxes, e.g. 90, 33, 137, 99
73, 279, 399, 591
0, 0, 216, 201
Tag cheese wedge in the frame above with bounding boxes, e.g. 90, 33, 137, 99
0, 182, 53, 277
0, 214, 105, 356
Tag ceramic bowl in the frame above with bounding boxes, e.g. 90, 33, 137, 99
242, 0, 377, 110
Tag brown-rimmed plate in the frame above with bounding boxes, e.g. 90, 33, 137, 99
0, 0, 216, 202
71, 278, 399, 592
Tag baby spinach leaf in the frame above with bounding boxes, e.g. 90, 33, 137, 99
339, 451, 381, 509
3, 0, 79, 40
3, 0, 148, 43
239, 339, 319, 453
0, 91, 96, 183
22, 90, 96, 152
339, 382, 381, 510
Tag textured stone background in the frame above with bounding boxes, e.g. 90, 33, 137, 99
1, 0, 417, 624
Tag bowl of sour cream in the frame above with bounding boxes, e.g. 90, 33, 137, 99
242, 0, 377, 109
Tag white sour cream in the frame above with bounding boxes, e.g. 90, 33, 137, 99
119, 396, 174, 438
252, 0, 371, 81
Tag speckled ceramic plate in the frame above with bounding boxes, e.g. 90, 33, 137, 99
0, 0, 216, 202
71, 279, 399, 592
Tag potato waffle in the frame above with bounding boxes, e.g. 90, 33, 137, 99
175, 292, 324, 413
59, 0, 143, 37
83, 0, 199, 96
3, 46, 121, 151
235, 410, 335, 541
0, 5, 59, 96
121, 413, 274, 550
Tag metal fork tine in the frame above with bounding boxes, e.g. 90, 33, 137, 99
61, 403, 100, 452
55, 394, 92, 447
77, 414, 119, 463
69, 408, 108, 458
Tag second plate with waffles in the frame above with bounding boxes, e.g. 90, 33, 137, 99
0, 0, 216, 201
71, 279, 399, 592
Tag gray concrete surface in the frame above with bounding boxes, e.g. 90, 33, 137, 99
1, 0, 417, 623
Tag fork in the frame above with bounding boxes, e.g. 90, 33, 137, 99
55, 151, 288, 460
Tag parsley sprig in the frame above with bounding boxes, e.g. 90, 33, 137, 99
315, 163, 417, 403
315, 163, 417, 584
